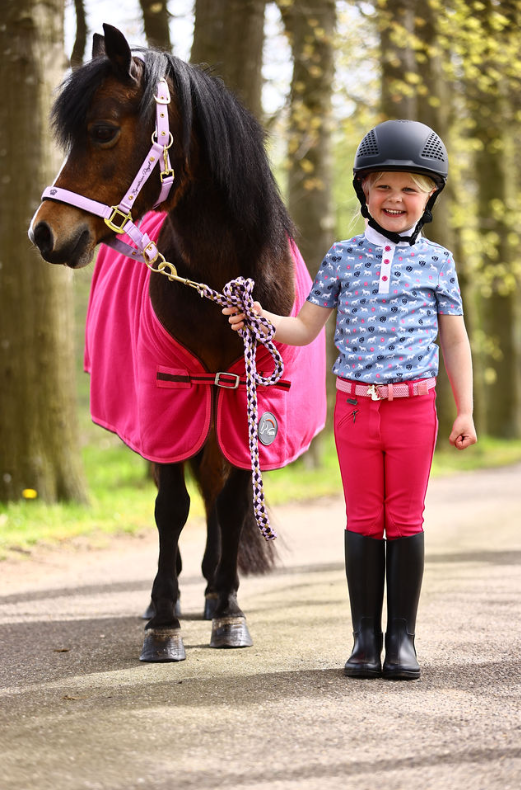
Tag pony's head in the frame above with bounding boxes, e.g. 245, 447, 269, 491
29, 25, 199, 267
30, 24, 290, 269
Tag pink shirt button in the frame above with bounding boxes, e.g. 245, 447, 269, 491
382, 275, 388, 281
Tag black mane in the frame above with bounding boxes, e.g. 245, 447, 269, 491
51, 48, 293, 246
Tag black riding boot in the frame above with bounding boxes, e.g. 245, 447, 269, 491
383, 532, 424, 680
344, 530, 385, 678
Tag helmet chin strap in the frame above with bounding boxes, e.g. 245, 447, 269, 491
353, 178, 442, 246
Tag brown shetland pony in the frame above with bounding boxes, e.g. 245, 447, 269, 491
29, 25, 296, 662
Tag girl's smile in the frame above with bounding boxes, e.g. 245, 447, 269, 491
364, 172, 434, 234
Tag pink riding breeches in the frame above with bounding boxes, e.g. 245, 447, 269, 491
334, 386, 438, 541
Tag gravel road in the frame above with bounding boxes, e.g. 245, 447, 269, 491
1, 464, 520, 790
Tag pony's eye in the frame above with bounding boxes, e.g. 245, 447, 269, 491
89, 124, 120, 147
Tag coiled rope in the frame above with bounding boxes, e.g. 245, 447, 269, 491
191, 276, 283, 541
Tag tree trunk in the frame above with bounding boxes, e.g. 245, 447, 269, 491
279, 0, 336, 279
191, 0, 267, 121
0, 0, 88, 503
469, 1, 521, 438
475, 131, 520, 437
139, 0, 172, 52
278, 0, 336, 445
70, 0, 87, 68
379, 0, 417, 119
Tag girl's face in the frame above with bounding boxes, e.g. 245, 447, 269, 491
364, 172, 434, 234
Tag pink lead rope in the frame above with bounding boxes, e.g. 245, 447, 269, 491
42, 77, 282, 540
197, 277, 283, 541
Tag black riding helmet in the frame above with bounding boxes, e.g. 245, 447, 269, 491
353, 119, 448, 245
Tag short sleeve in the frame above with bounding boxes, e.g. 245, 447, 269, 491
436, 253, 463, 315
306, 244, 342, 309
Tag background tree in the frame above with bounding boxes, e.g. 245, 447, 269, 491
278, 0, 336, 278
378, 0, 416, 120
464, 0, 521, 438
277, 0, 337, 436
139, 0, 172, 51
0, 0, 88, 503
70, 0, 87, 68
191, 0, 267, 120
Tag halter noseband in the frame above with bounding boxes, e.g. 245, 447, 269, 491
41, 78, 175, 267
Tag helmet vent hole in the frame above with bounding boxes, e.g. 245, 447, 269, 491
421, 133, 446, 162
357, 129, 379, 157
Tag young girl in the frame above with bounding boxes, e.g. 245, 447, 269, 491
224, 119, 477, 680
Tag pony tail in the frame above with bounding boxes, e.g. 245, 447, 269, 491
238, 496, 278, 575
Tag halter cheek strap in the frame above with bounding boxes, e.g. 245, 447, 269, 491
41, 78, 174, 266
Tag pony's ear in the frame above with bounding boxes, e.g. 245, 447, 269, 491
101, 24, 136, 82
92, 33, 106, 59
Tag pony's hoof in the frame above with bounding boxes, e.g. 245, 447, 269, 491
203, 593, 219, 621
210, 616, 253, 648
140, 628, 186, 662
140, 597, 181, 620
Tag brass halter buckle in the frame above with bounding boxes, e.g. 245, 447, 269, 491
143, 241, 159, 264
105, 206, 133, 234
154, 78, 170, 104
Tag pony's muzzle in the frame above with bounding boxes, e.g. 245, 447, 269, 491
30, 220, 54, 259
29, 214, 95, 268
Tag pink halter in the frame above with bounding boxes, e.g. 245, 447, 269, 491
41, 78, 175, 267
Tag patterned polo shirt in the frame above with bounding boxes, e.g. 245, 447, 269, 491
307, 226, 463, 383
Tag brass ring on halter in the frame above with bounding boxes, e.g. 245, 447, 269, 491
151, 130, 174, 148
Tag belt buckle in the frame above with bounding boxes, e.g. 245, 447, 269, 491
214, 372, 240, 390
367, 384, 382, 401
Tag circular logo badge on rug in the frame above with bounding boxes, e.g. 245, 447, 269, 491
258, 412, 278, 446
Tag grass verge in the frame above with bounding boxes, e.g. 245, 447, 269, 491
1, 432, 520, 560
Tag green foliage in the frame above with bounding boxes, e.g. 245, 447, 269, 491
1, 430, 520, 560
0, 443, 159, 559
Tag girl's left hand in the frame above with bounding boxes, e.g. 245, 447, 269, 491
449, 415, 478, 450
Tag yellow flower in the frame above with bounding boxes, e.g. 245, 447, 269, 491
22, 489, 38, 500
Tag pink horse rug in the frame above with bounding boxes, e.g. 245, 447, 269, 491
84, 211, 326, 470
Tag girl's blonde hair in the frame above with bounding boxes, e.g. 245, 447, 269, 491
363, 171, 436, 195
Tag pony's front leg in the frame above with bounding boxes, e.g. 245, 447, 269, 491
140, 463, 189, 662
211, 468, 254, 649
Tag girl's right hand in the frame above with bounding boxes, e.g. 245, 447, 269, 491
222, 301, 262, 331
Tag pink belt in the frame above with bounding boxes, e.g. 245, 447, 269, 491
336, 377, 436, 401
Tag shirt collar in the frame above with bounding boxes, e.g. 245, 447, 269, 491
364, 224, 421, 247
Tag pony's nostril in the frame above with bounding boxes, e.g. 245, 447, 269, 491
32, 221, 54, 257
